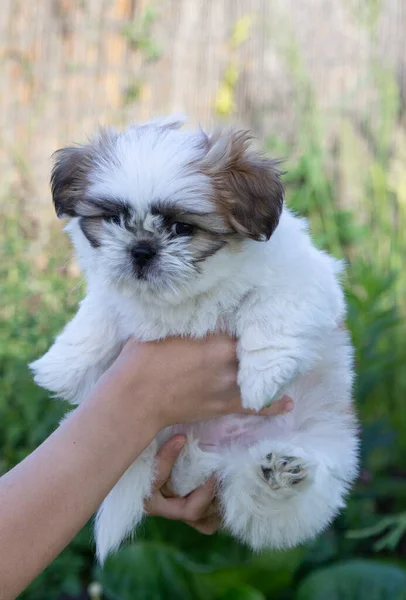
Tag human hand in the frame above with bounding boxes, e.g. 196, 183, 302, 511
98, 335, 294, 432
145, 435, 220, 534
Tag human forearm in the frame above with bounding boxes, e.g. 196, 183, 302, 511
0, 385, 159, 600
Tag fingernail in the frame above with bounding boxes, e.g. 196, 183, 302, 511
172, 435, 186, 450
284, 399, 294, 412
205, 479, 216, 497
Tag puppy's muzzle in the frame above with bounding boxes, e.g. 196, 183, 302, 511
131, 243, 157, 270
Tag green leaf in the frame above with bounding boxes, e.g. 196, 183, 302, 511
301, 530, 338, 567
347, 516, 399, 541
348, 513, 406, 552
296, 560, 406, 600
206, 547, 304, 598
96, 537, 303, 600
96, 542, 213, 600
215, 586, 265, 600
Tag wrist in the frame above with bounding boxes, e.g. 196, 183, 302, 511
90, 360, 166, 442
78, 389, 157, 473
124, 369, 171, 433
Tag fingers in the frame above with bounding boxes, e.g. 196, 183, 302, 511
260, 395, 294, 415
147, 478, 216, 521
145, 494, 182, 519
183, 494, 220, 534
152, 435, 185, 491
236, 395, 294, 416
146, 436, 216, 523
184, 513, 221, 535
180, 479, 216, 522
160, 480, 176, 498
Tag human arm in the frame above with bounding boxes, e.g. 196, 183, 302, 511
0, 336, 292, 599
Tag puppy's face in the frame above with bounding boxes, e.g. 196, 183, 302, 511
52, 116, 284, 300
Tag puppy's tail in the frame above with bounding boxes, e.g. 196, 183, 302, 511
95, 441, 157, 564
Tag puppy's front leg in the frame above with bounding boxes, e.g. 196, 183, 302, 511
236, 248, 347, 411
238, 338, 301, 411
236, 308, 321, 412
30, 294, 123, 405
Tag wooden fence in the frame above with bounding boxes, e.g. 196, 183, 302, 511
1, 0, 405, 223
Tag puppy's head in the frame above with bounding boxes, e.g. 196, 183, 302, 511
52, 116, 284, 300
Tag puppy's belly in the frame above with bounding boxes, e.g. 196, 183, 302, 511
169, 414, 278, 448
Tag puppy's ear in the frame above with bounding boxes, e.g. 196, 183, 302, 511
51, 128, 117, 218
51, 145, 94, 218
201, 128, 284, 241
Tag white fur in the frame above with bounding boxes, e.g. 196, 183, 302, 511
30, 116, 359, 563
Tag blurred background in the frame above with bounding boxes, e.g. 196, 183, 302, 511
1, 0, 406, 598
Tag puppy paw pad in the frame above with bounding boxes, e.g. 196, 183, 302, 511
260, 453, 309, 489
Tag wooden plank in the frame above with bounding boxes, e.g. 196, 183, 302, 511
0, 0, 404, 226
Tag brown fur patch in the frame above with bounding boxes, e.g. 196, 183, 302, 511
200, 128, 284, 241
51, 128, 118, 218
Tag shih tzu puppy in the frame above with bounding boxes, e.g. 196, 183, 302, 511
30, 115, 359, 563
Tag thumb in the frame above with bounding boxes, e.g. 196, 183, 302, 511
153, 435, 186, 490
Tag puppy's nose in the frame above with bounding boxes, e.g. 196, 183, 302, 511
131, 243, 156, 268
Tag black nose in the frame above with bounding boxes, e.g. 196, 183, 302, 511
131, 244, 156, 268
131, 243, 156, 269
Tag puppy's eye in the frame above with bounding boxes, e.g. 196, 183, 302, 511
171, 222, 195, 236
103, 215, 121, 226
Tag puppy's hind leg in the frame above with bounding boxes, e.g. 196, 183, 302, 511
95, 440, 157, 563
168, 435, 220, 497
218, 439, 339, 551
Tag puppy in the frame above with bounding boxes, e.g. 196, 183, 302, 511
30, 115, 359, 563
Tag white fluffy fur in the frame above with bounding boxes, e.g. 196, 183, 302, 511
30, 116, 359, 563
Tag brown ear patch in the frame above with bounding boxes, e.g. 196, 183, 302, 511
51, 128, 118, 219
200, 128, 284, 241
51, 145, 95, 218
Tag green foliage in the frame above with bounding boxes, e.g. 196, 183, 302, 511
123, 80, 142, 106
121, 5, 162, 62
1, 219, 76, 474
98, 543, 212, 600
95, 524, 304, 600
348, 513, 406, 552
296, 560, 406, 600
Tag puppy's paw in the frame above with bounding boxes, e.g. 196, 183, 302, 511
239, 370, 282, 411
237, 349, 299, 411
260, 452, 311, 491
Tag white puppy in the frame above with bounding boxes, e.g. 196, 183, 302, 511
30, 115, 359, 564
